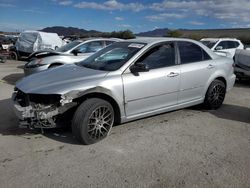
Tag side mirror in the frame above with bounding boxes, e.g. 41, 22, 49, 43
130, 62, 149, 73
215, 46, 223, 51
71, 49, 81, 56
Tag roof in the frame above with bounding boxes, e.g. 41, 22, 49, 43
127, 37, 199, 45
201, 38, 239, 41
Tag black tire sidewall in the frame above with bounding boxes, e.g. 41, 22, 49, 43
204, 80, 226, 109
72, 98, 114, 145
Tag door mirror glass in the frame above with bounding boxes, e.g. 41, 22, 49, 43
71, 49, 81, 56
130, 62, 149, 73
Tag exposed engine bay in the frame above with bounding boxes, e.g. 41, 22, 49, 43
12, 88, 77, 129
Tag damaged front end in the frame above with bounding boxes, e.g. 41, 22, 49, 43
12, 88, 77, 129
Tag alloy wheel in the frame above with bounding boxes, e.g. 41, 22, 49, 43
207, 84, 225, 107
87, 106, 114, 140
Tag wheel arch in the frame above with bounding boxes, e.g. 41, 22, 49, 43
204, 73, 228, 97
48, 62, 64, 68
73, 92, 122, 124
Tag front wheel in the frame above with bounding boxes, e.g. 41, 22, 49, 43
204, 80, 226, 109
72, 98, 114, 145
9, 51, 17, 60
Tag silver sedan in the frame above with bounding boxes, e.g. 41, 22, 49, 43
24, 38, 122, 75
12, 37, 236, 144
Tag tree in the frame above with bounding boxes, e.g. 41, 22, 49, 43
168, 30, 182, 37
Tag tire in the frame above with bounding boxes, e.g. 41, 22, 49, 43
9, 51, 17, 60
204, 79, 226, 110
72, 98, 114, 145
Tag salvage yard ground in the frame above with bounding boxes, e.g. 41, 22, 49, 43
0, 60, 250, 188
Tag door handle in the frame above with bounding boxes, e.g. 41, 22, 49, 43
167, 72, 179, 77
207, 64, 215, 69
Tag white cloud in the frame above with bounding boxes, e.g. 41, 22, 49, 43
115, 17, 124, 21
0, 3, 15, 7
74, 0, 145, 12
148, 0, 250, 25
0, 22, 43, 32
23, 9, 47, 14
52, 0, 250, 28
118, 24, 132, 28
189, 21, 205, 26
146, 13, 186, 21
59, 1, 73, 6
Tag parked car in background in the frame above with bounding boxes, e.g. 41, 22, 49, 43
12, 37, 235, 144
234, 49, 250, 80
0, 35, 16, 50
24, 38, 122, 75
10, 30, 64, 60
200, 38, 244, 58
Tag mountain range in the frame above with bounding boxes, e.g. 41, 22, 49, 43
40, 26, 101, 36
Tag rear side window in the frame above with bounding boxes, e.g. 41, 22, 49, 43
202, 49, 211, 60
178, 42, 203, 64
137, 42, 176, 69
217, 41, 237, 50
227, 41, 236, 49
234, 41, 240, 48
217, 41, 227, 49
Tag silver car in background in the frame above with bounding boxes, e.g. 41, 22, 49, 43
24, 38, 122, 75
12, 37, 236, 145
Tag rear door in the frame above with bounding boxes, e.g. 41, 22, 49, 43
122, 42, 180, 117
177, 41, 214, 104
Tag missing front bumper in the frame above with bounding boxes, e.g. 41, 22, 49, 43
12, 92, 77, 129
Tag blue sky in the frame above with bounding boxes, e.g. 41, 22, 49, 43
0, 0, 250, 32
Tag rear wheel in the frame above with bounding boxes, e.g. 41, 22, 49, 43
204, 79, 226, 109
72, 98, 114, 145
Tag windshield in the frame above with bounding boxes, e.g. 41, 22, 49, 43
76, 42, 146, 71
56, 41, 82, 52
201, 40, 217, 49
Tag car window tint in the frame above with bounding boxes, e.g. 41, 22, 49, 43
86, 41, 103, 53
75, 43, 87, 53
136, 43, 175, 69
234, 41, 240, 48
178, 42, 203, 64
217, 41, 228, 49
227, 41, 236, 49
202, 49, 211, 60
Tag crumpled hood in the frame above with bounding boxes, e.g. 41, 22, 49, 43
16, 64, 108, 94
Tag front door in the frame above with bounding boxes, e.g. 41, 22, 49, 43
122, 42, 180, 117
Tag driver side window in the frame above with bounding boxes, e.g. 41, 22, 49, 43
74, 43, 87, 53
136, 42, 176, 69
216, 41, 228, 50
86, 41, 103, 53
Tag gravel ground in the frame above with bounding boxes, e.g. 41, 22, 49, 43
0, 60, 249, 188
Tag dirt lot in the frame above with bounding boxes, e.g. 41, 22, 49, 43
0, 60, 249, 188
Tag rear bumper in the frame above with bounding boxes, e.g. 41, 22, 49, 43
234, 67, 250, 78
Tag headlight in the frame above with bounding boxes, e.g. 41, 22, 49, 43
25, 59, 46, 68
